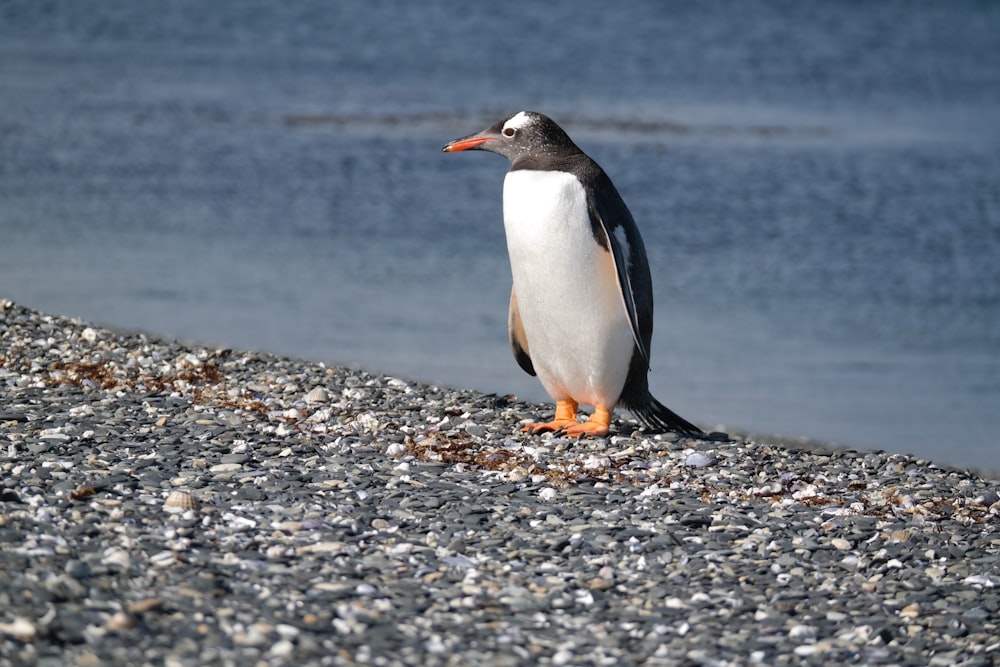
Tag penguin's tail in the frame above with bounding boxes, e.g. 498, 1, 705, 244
627, 394, 703, 436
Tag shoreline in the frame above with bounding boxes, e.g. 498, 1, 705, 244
2, 299, 999, 665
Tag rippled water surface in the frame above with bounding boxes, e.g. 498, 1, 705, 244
2, 1, 999, 470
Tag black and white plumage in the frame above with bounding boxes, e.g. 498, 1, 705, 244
443, 111, 702, 437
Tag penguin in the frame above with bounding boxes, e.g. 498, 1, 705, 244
443, 111, 702, 438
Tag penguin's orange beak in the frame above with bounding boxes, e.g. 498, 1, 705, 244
442, 136, 494, 152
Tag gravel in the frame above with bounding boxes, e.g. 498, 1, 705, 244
2, 298, 999, 666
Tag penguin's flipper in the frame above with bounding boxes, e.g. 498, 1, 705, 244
588, 194, 651, 369
508, 287, 536, 376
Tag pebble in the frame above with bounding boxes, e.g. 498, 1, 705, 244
685, 451, 714, 467
1, 300, 999, 666
0, 618, 36, 642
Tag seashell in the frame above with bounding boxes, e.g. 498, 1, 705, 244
163, 490, 198, 513
303, 386, 328, 404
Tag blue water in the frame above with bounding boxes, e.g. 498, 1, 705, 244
2, 1, 999, 471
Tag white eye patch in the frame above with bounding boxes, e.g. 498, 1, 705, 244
502, 111, 533, 133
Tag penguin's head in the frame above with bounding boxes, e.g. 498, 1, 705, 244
443, 111, 579, 165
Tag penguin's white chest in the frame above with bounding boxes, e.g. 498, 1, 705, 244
502, 169, 634, 407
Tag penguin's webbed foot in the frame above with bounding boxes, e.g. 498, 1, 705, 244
561, 420, 610, 438
521, 402, 613, 439
521, 398, 580, 434
521, 399, 580, 434
521, 419, 579, 434
562, 405, 612, 438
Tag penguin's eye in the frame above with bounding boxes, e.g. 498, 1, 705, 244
502, 127, 515, 137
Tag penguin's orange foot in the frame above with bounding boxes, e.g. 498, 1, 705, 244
521, 399, 579, 434
522, 418, 579, 434
563, 405, 613, 438
561, 420, 610, 438
521, 402, 614, 438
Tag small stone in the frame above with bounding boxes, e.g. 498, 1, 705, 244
64, 559, 91, 579
788, 624, 817, 640
1, 490, 23, 503
0, 617, 36, 641
45, 574, 86, 600
106, 612, 137, 632
150, 551, 177, 567
269, 639, 295, 657
386, 442, 408, 457
552, 648, 575, 665
963, 575, 997, 587
685, 452, 714, 468
127, 598, 164, 614
298, 541, 345, 554
589, 577, 613, 591
275, 624, 300, 640
102, 547, 131, 570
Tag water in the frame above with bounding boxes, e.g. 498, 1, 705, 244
2, 1, 999, 472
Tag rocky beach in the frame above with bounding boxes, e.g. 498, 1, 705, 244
1, 299, 998, 666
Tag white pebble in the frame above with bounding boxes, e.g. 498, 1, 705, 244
102, 547, 131, 570
221, 513, 257, 530
963, 574, 997, 587
788, 624, 817, 640
552, 648, 575, 665
792, 484, 820, 500
269, 639, 295, 657
538, 487, 558, 501
386, 442, 408, 457
425, 635, 447, 654
149, 551, 177, 568
685, 452, 714, 468
583, 455, 611, 470
0, 617, 36, 641
840, 555, 861, 570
